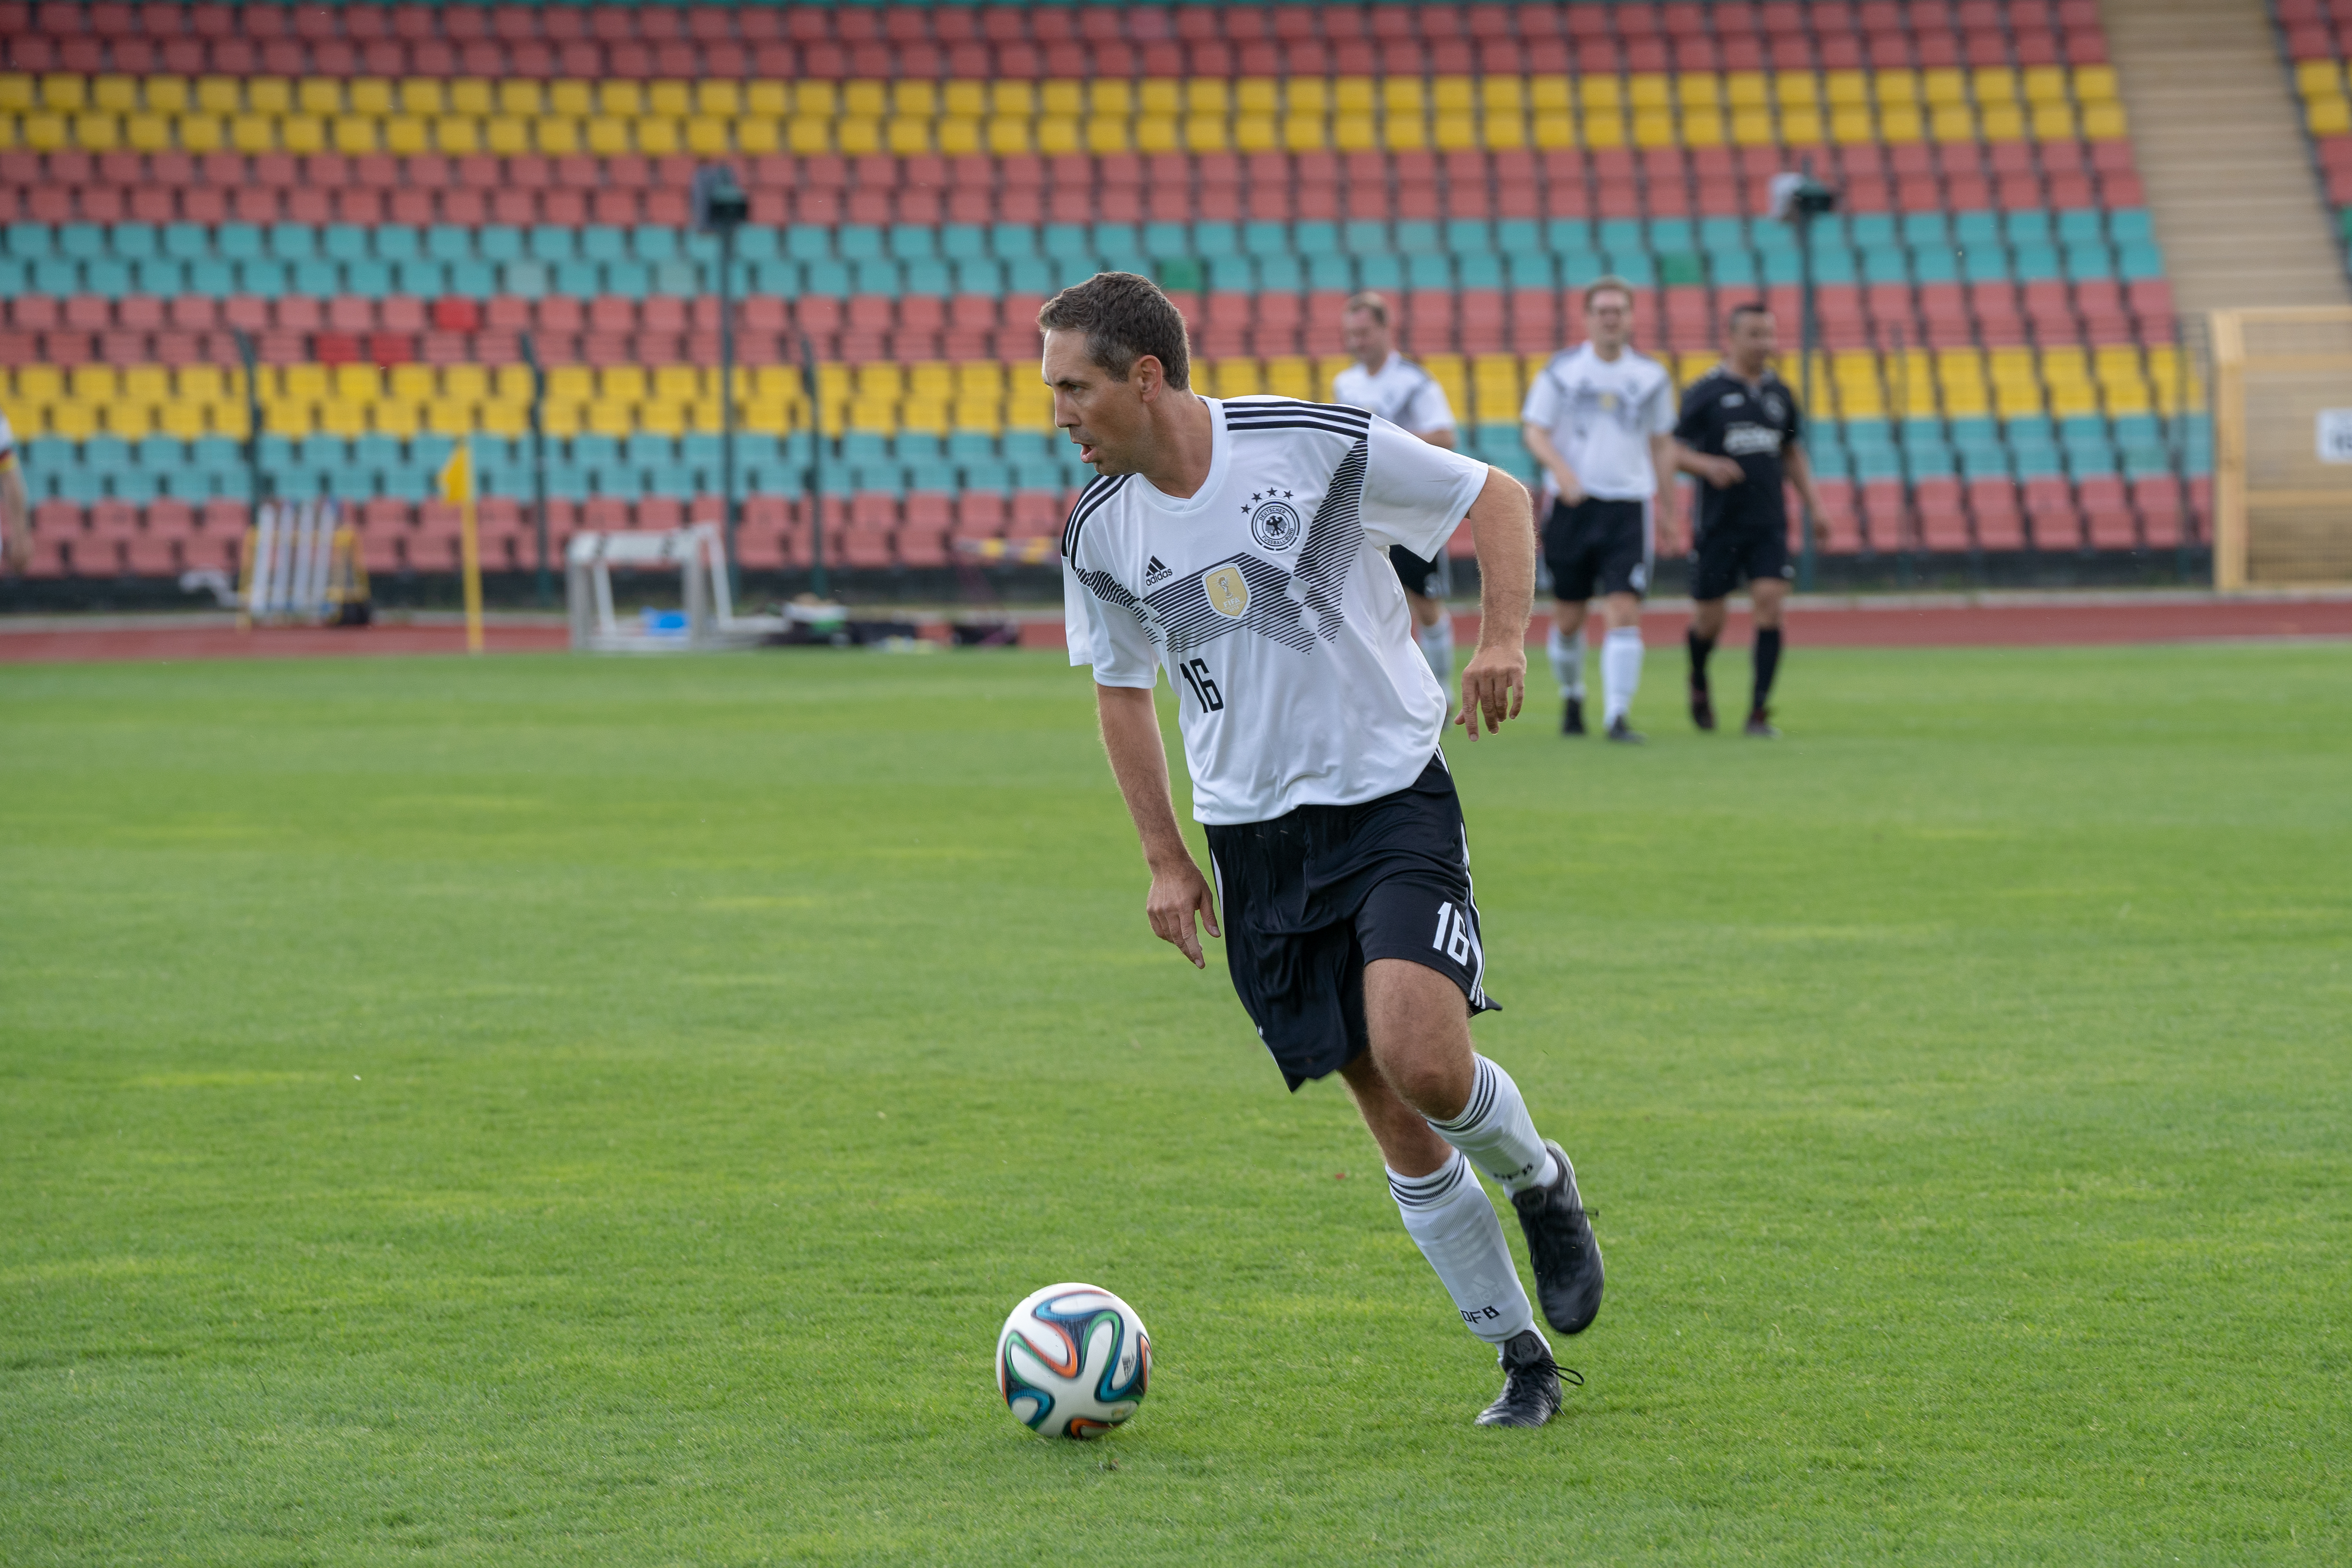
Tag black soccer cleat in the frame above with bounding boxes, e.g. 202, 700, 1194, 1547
1513, 1140, 1605, 1336
1605, 716, 1645, 744
1744, 708, 1780, 738
1690, 679, 1716, 732
1562, 696, 1586, 736
1474, 1330, 1569, 1428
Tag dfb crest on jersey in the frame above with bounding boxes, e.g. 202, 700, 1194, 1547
1764, 393, 1786, 422
1248, 497, 1302, 552
1203, 564, 1252, 620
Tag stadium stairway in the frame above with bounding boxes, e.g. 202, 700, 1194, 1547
2104, 0, 2348, 312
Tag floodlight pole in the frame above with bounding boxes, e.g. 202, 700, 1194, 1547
523, 330, 550, 608
234, 327, 267, 510
800, 330, 827, 601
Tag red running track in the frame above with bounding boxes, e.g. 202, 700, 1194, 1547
1, 595, 2348, 665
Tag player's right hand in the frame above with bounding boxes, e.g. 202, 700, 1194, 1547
1145, 857, 1220, 969
1697, 455, 1743, 489
1551, 470, 1584, 506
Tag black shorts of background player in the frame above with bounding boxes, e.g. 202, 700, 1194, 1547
1672, 303, 1829, 738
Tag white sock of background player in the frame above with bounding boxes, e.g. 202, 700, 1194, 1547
1416, 614, 1455, 695
1547, 625, 1584, 701
1428, 1054, 1562, 1193
1387, 1152, 1542, 1345
1601, 625, 1645, 727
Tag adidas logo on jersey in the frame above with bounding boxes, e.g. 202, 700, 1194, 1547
1144, 555, 1173, 584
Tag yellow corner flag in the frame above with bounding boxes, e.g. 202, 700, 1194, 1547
440, 440, 483, 654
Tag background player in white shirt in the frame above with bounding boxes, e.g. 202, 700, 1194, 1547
1331, 292, 1460, 701
1050, 273, 1604, 1428
0, 410, 31, 574
1520, 278, 1678, 743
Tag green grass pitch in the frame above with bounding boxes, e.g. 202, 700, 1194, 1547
2, 642, 2347, 1566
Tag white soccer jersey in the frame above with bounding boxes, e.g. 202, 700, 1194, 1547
1063, 396, 1490, 826
1331, 353, 1456, 437
0, 410, 15, 468
1520, 344, 1676, 502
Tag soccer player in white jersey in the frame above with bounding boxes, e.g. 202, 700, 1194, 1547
1049, 273, 1603, 1428
1331, 292, 1460, 701
0, 408, 30, 574
1520, 277, 1678, 744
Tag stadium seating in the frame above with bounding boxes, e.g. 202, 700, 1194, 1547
2275, 0, 2352, 274
0, 0, 2212, 581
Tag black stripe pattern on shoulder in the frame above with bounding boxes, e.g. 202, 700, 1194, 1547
1060, 471, 1128, 561
1224, 397, 1374, 440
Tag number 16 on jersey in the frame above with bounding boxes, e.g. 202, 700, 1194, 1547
1178, 658, 1224, 712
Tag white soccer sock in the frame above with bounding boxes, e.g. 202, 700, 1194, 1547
1428, 1055, 1560, 1194
1601, 625, 1645, 727
1416, 616, 1455, 694
1547, 626, 1584, 699
1387, 1152, 1539, 1346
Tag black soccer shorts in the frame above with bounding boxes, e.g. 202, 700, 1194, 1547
1690, 520, 1794, 602
1544, 497, 1652, 602
1204, 755, 1498, 1092
1388, 543, 1439, 598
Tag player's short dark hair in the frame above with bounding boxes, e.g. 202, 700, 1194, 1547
1583, 275, 1635, 309
1036, 272, 1191, 390
1344, 290, 1390, 326
1727, 301, 1774, 333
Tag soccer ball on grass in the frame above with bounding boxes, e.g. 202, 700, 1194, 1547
995, 1282, 1150, 1439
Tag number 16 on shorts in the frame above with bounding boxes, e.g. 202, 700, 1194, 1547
1432, 900, 1476, 965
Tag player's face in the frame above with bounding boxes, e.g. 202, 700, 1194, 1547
1042, 328, 1157, 475
1341, 309, 1392, 367
1587, 290, 1632, 352
1728, 312, 1778, 377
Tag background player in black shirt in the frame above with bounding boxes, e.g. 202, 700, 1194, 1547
1673, 304, 1826, 737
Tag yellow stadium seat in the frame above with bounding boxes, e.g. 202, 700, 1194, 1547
2097, 349, 2152, 415
495, 80, 540, 117
1385, 111, 1428, 151
229, 113, 275, 153
2299, 60, 2345, 96
347, 77, 392, 117
41, 73, 87, 112
160, 401, 208, 440
1382, 77, 1425, 116
1681, 107, 1725, 147
786, 80, 834, 118
1678, 74, 1722, 111
1978, 104, 2024, 141
437, 116, 482, 154
1126, 115, 1175, 153
46, 400, 99, 440
1486, 108, 1527, 149
975, 115, 1025, 154
1929, 105, 1977, 143
948, 394, 1000, 433
383, 115, 428, 155
539, 402, 581, 438
1875, 70, 1920, 108
248, 77, 290, 114
1625, 73, 1670, 113
647, 80, 690, 119
1581, 75, 1623, 113
1481, 76, 1525, 115
635, 401, 685, 437
1580, 107, 1625, 149
1919, 68, 1966, 107
1823, 70, 1870, 108
1725, 72, 1770, 110
1879, 106, 1923, 142
73, 111, 120, 150
2311, 96, 2352, 137
2020, 66, 2067, 105
146, 76, 189, 113
0, 74, 32, 113
445, 78, 491, 116
93, 74, 138, 112
686, 117, 730, 156
109, 401, 155, 440
697, 81, 742, 118
176, 366, 224, 403
171, 112, 218, 151
1829, 108, 1876, 145
1333, 76, 1377, 114
398, 79, 444, 116
846, 395, 897, 433
637, 118, 680, 155
1334, 112, 1380, 151
1272, 110, 1320, 151
787, 117, 831, 154
736, 118, 779, 154
1137, 78, 1183, 116
990, 80, 1036, 117
194, 75, 239, 114
2073, 66, 2119, 104
1231, 113, 1277, 152
425, 399, 474, 437
584, 116, 629, 156
70, 366, 120, 402
1260, 357, 1311, 400
1730, 109, 1776, 147
584, 401, 633, 438
1087, 115, 1132, 154
1429, 110, 1474, 151
1973, 67, 2020, 107
316, 400, 365, 438
332, 115, 376, 155
1774, 72, 1819, 108
297, 78, 339, 116
1183, 113, 1228, 152
280, 114, 324, 154
485, 116, 529, 156
596, 81, 642, 118
1037, 115, 1083, 154
1780, 108, 1824, 144
2079, 103, 2135, 139
1431, 75, 1476, 114
123, 365, 169, 403
1234, 77, 1279, 115
840, 81, 887, 120
373, 401, 420, 438
541, 79, 587, 117
1091, 79, 1136, 116
880, 115, 926, 155
2031, 103, 2077, 140
1530, 110, 1575, 150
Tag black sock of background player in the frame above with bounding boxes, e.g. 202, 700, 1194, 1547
1752, 627, 1783, 714
1687, 628, 1716, 686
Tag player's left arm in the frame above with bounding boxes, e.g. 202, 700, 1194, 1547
0, 461, 29, 573
1785, 441, 1829, 545
1647, 431, 1680, 554
1455, 466, 1536, 742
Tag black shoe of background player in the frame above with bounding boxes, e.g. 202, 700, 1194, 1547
1745, 708, 1780, 738
1690, 680, 1716, 732
1513, 1140, 1604, 1336
1474, 1329, 1571, 1428
1605, 716, 1644, 745
1562, 697, 1586, 736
